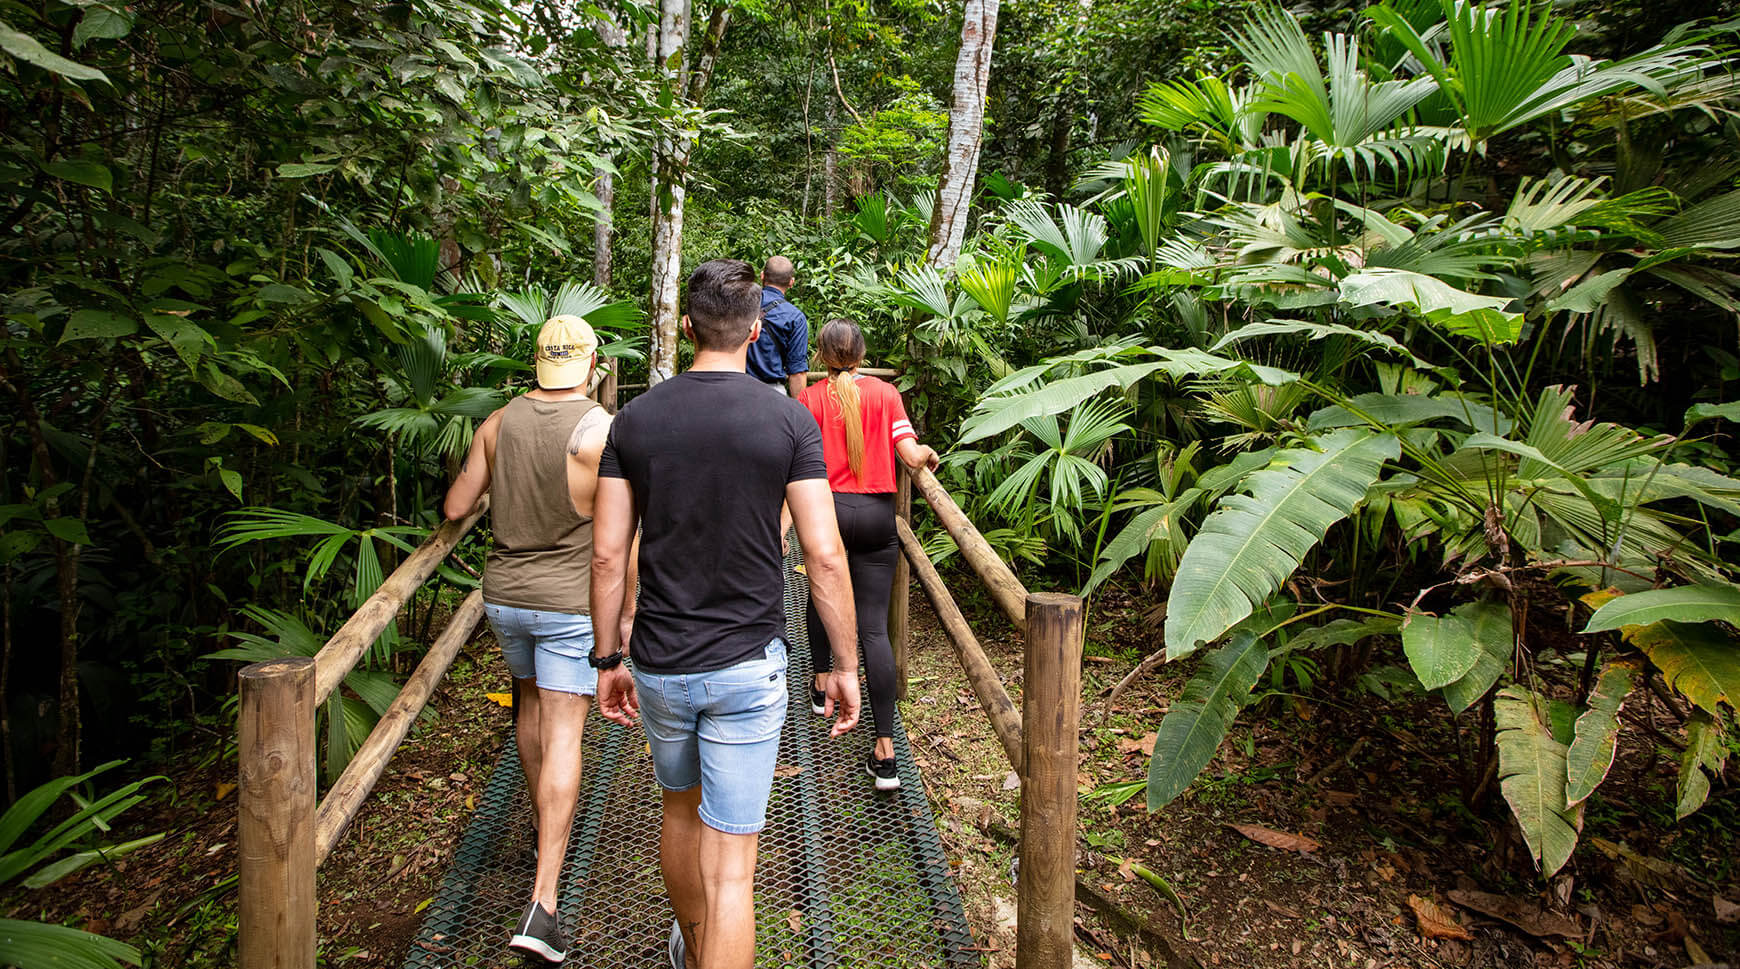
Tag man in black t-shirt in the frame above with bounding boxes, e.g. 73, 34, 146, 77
589, 259, 861, 969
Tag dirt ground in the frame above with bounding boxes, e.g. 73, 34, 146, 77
11, 581, 1738, 968
904, 582, 1740, 969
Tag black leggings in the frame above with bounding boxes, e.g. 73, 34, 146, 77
807, 492, 898, 739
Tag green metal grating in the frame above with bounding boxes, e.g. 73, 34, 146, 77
400, 547, 982, 968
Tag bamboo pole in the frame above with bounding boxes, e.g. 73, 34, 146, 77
238, 657, 317, 969
1016, 593, 1084, 969
890, 464, 912, 701
312, 501, 486, 705
313, 590, 486, 865
911, 467, 1028, 633
896, 518, 1023, 771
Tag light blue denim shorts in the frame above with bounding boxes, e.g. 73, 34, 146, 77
484, 603, 599, 697
633, 639, 788, 835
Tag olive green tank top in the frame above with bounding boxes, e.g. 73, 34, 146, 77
482, 395, 606, 613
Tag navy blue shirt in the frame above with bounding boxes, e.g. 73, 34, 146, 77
747, 286, 809, 383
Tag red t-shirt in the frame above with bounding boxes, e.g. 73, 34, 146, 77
797, 375, 916, 494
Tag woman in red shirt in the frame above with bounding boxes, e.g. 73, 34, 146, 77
798, 318, 940, 790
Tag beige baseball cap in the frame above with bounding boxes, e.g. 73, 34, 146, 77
536, 315, 598, 390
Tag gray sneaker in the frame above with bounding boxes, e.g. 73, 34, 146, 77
668, 919, 686, 969
509, 900, 566, 963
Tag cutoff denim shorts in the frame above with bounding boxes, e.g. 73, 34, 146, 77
634, 638, 789, 835
484, 603, 599, 697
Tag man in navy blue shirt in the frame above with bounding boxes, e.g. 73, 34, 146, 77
747, 256, 810, 396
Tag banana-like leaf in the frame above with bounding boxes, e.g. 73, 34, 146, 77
1404, 599, 1510, 690
1622, 620, 1739, 716
1565, 663, 1637, 807
1583, 583, 1740, 632
1212, 319, 1436, 369
1308, 392, 1510, 434
1676, 712, 1728, 820
1146, 632, 1269, 811
1165, 429, 1400, 657
0, 917, 141, 969
1494, 686, 1584, 876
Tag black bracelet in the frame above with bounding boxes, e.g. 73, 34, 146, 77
588, 650, 626, 670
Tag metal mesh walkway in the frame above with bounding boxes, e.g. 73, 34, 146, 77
402, 550, 981, 968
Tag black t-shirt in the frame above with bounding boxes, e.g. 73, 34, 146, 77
598, 370, 828, 674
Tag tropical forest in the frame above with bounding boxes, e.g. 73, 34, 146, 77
2, 0, 1740, 966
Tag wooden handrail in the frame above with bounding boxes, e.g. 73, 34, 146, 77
911, 467, 1028, 632
312, 500, 487, 705
805, 366, 900, 380
313, 589, 486, 865
896, 518, 1024, 771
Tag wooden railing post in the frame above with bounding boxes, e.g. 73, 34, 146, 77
238, 657, 317, 969
890, 464, 912, 700
1017, 593, 1084, 969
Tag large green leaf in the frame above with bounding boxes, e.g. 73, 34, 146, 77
1583, 583, 1740, 633
1164, 429, 1400, 657
0, 918, 140, 969
1676, 712, 1728, 820
1565, 663, 1637, 807
1404, 600, 1510, 690
1146, 632, 1269, 811
1439, 608, 1515, 715
1339, 269, 1522, 343
0, 22, 109, 84
961, 350, 1296, 444
1308, 392, 1509, 434
1494, 687, 1583, 876
1622, 620, 1740, 716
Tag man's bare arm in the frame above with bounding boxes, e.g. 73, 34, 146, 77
786, 371, 806, 397
590, 475, 640, 726
590, 476, 637, 657
443, 411, 499, 520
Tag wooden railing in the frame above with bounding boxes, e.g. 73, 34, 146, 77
891, 466, 1085, 969
236, 501, 489, 969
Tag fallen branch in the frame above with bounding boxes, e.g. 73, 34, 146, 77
1101, 646, 1167, 721
1303, 736, 1367, 788
973, 813, 1195, 969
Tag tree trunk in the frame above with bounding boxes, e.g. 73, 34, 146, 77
823, 94, 839, 220
925, 0, 1000, 270
1044, 99, 1072, 200
647, 2, 731, 386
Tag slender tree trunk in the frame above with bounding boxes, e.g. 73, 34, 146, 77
1044, 99, 1072, 200
823, 94, 839, 220
647, 1, 731, 385
925, 0, 1000, 270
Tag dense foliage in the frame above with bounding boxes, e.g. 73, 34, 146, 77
4, 0, 1740, 959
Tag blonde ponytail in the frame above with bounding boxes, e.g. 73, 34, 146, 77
817, 318, 869, 479
831, 371, 866, 478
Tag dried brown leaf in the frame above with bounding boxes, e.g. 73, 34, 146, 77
1227, 823, 1320, 854
1407, 894, 1473, 940
1447, 889, 1580, 939
1715, 894, 1740, 924
786, 909, 802, 935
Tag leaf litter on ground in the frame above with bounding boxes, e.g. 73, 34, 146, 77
1226, 823, 1320, 854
